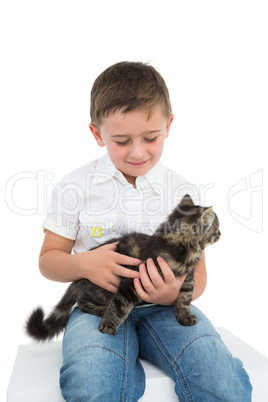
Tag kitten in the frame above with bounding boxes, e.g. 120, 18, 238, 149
26, 195, 220, 340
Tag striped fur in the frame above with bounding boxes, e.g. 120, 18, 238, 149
26, 195, 220, 339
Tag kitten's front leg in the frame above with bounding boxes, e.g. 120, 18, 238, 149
99, 278, 140, 335
175, 272, 198, 326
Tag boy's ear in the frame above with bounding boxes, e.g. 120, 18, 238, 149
165, 114, 174, 139
89, 124, 105, 147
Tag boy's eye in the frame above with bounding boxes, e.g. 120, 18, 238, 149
114, 136, 157, 146
115, 140, 129, 146
144, 137, 157, 143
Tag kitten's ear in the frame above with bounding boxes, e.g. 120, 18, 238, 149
200, 207, 214, 233
179, 194, 195, 207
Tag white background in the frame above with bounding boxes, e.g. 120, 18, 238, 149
1, 0, 267, 399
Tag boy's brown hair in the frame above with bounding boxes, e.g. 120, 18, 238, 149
90, 61, 172, 128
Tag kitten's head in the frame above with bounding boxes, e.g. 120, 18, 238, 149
162, 195, 221, 248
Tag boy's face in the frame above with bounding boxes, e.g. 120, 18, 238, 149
90, 105, 174, 186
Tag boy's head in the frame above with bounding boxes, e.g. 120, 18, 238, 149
89, 62, 174, 186
90, 61, 172, 128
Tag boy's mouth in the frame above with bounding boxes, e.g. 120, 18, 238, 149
126, 160, 149, 167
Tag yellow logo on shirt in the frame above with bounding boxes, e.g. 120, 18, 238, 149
91, 226, 102, 238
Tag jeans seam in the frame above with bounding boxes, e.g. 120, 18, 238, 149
64, 319, 88, 338
140, 318, 194, 401
170, 334, 221, 400
63, 344, 129, 365
120, 321, 128, 402
173, 333, 220, 364
119, 318, 142, 402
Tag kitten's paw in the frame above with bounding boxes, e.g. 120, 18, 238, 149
98, 321, 118, 335
177, 314, 198, 326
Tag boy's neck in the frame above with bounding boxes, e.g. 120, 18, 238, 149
122, 172, 137, 187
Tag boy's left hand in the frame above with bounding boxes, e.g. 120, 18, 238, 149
133, 256, 186, 305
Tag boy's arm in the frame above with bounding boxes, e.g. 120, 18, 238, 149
192, 251, 207, 301
133, 251, 207, 305
39, 230, 141, 293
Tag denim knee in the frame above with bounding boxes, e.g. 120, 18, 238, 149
60, 344, 145, 401
173, 334, 252, 401
60, 346, 125, 401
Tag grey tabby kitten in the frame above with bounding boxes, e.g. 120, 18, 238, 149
26, 195, 220, 340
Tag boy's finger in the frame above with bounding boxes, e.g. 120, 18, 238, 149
139, 263, 156, 292
146, 258, 163, 287
156, 256, 175, 282
133, 278, 150, 302
116, 265, 140, 279
107, 244, 141, 266
176, 274, 187, 285
157, 256, 187, 285
104, 282, 118, 294
106, 241, 119, 250
116, 253, 141, 266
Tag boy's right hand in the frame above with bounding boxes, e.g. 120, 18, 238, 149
79, 242, 141, 293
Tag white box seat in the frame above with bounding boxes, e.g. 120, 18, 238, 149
7, 328, 268, 401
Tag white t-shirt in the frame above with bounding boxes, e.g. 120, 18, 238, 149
43, 153, 199, 253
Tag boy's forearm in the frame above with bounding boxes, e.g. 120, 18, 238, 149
191, 251, 207, 301
39, 250, 85, 283
192, 271, 207, 301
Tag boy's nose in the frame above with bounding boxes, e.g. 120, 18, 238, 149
128, 145, 145, 160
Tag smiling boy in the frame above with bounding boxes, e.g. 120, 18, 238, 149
90, 105, 172, 187
40, 61, 252, 401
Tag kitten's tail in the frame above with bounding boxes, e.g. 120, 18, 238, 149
25, 283, 77, 342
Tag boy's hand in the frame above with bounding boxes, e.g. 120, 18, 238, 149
81, 242, 141, 293
134, 256, 186, 305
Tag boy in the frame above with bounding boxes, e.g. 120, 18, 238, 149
41, 62, 252, 401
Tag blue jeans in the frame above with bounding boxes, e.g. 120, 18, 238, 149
60, 305, 252, 401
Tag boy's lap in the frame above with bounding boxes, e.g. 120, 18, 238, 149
62, 304, 219, 368
62, 307, 139, 363
136, 304, 220, 362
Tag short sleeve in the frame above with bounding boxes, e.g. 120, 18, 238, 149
42, 174, 84, 240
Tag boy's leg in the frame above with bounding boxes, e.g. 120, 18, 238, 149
60, 307, 145, 402
136, 305, 252, 402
